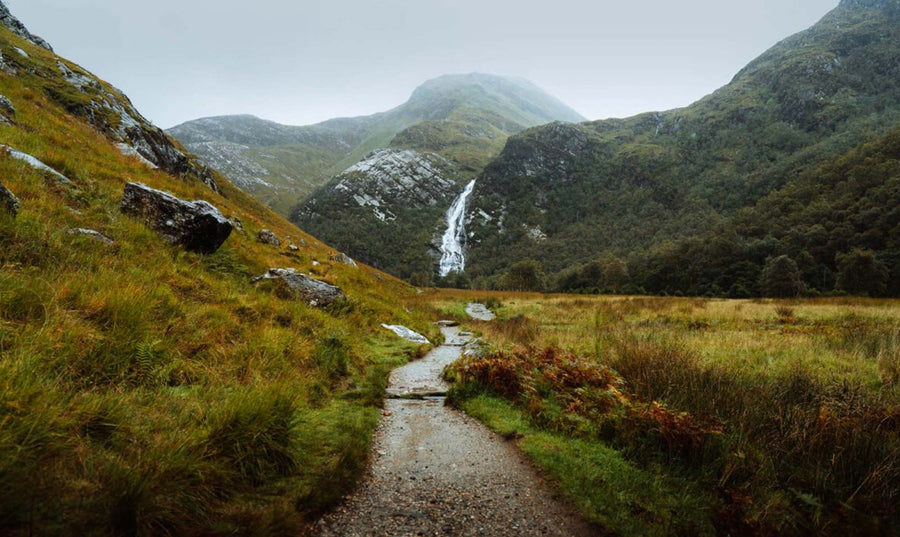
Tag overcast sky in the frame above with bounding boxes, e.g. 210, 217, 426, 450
9, 0, 839, 129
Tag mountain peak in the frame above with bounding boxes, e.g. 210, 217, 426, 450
405, 73, 585, 124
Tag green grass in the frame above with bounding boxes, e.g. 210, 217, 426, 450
458, 395, 714, 536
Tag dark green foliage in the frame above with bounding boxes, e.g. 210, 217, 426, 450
836, 249, 890, 296
465, 2, 900, 298
499, 259, 546, 291
761, 255, 804, 297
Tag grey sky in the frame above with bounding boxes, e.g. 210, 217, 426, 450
9, 0, 839, 129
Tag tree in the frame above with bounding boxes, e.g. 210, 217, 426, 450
836, 249, 889, 296
499, 260, 546, 292
760, 255, 803, 297
601, 257, 630, 291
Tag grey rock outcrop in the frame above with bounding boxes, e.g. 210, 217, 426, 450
257, 229, 281, 246
0, 1, 53, 51
2, 145, 71, 184
330, 252, 358, 268
299, 149, 459, 224
0, 180, 18, 217
120, 182, 232, 254
250, 268, 344, 307
67, 228, 113, 245
0, 95, 14, 124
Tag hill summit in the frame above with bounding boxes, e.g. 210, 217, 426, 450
168, 73, 584, 213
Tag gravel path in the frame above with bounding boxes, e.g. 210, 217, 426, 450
315, 325, 599, 537
465, 303, 496, 321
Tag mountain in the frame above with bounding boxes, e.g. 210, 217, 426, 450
168, 74, 584, 214
0, 3, 434, 534
462, 0, 900, 296
285, 75, 583, 281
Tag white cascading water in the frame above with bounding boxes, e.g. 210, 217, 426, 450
439, 180, 476, 277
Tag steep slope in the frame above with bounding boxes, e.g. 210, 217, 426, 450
168, 73, 585, 214
0, 4, 436, 535
465, 0, 900, 295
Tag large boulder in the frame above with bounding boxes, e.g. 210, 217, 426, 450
120, 182, 232, 254
0, 180, 18, 217
251, 268, 344, 307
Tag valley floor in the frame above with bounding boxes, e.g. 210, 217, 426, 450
404, 291, 900, 536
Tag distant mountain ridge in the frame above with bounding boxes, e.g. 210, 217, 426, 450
168, 74, 584, 214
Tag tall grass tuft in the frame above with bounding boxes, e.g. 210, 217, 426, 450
205, 392, 300, 485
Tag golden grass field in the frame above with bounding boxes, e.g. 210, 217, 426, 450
414, 290, 900, 536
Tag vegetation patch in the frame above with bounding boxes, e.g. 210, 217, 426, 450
444, 294, 900, 536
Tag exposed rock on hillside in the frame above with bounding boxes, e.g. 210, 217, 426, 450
250, 268, 344, 307
0, 1, 52, 50
120, 182, 232, 254
2, 145, 71, 184
381, 324, 430, 344
0, 180, 18, 216
483, 122, 591, 183
257, 229, 281, 246
0, 94, 14, 123
300, 149, 459, 224
331, 252, 358, 268
67, 228, 113, 245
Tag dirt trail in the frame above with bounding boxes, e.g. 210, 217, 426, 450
315, 324, 599, 537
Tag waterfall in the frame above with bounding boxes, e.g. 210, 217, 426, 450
439, 180, 476, 277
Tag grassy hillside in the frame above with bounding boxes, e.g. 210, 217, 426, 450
466, 0, 900, 296
0, 20, 438, 536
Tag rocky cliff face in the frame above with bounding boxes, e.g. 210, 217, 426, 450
294, 149, 464, 280
322, 149, 458, 222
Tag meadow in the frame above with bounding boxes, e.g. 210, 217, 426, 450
413, 290, 900, 536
